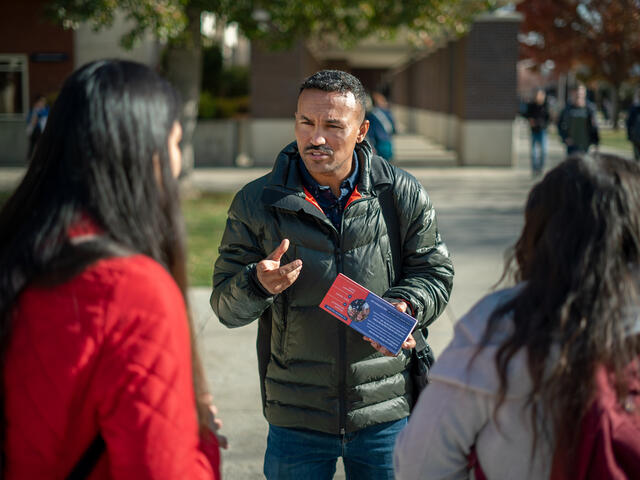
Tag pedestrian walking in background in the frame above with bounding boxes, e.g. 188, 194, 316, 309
525, 88, 550, 176
394, 154, 640, 479
365, 91, 396, 161
25, 93, 49, 160
211, 70, 453, 480
626, 89, 640, 161
0, 60, 223, 479
557, 84, 599, 155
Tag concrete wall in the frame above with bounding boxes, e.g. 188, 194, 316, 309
192, 119, 296, 168
0, 121, 28, 165
458, 120, 516, 166
392, 105, 459, 152
192, 120, 237, 167
389, 12, 521, 166
248, 119, 295, 166
0, 117, 296, 168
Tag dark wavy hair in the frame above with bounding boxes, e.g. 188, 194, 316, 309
299, 70, 367, 119
483, 154, 640, 463
0, 60, 210, 455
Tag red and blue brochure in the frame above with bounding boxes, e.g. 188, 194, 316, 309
320, 273, 417, 355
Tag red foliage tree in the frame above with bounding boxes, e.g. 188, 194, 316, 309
517, 0, 640, 126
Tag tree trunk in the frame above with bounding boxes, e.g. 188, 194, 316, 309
164, 5, 202, 178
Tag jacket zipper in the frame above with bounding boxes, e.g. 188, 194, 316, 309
386, 257, 394, 288
336, 229, 346, 435
336, 199, 365, 434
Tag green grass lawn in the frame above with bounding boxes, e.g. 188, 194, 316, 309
0, 189, 234, 287
599, 128, 633, 153
551, 127, 633, 155
183, 192, 234, 286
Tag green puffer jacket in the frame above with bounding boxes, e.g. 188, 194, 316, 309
211, 140, 454, 434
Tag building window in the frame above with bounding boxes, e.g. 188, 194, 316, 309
0, 55, 28, 118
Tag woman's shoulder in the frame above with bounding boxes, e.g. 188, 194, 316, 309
429, 285, 529, 396
79, 254, 174, 289
75, 254, 185, 320
453, 285, 522, 347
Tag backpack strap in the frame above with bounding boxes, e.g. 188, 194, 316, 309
376, 171, 430, 351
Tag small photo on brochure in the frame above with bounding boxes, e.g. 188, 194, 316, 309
319, 273, 417, 355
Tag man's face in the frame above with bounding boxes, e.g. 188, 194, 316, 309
573, 86, 586, 107
295, 89, 369, 184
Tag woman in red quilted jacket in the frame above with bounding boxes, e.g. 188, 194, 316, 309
0, 60, 222, 479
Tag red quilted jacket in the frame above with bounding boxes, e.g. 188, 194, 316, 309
4, 255, 220, 479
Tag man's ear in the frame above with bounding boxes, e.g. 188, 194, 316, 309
356, 119, 370, 143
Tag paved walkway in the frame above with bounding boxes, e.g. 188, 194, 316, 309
0, 119, 634, 479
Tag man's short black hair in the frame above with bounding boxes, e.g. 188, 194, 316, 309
299, 70, 367, 118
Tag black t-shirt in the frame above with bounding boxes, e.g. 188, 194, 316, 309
526, 102, 550, 132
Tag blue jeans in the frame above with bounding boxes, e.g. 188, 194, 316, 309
530, 129, 547, 173
263, 418, 408, 480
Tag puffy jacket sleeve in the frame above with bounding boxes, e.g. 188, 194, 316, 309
210, 188, 275, 328
383, 174, 454, 328
94, 259, 220, 479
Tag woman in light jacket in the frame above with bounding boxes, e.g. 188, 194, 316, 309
395, 154, 640, 479
0, 60, 222, 479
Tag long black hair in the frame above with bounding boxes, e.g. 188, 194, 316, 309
0, 60, 209, 452
482, 154, 640, 463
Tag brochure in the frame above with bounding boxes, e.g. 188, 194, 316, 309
319, 273, 417, 355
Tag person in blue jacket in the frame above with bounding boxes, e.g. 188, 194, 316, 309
365, 91, 396, 161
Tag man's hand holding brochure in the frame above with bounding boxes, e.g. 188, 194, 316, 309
320, 274, 417, 355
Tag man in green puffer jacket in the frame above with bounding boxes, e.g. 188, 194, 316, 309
210, 70, 454, 480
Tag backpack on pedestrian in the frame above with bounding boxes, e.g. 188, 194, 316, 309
550, 360, 640, 479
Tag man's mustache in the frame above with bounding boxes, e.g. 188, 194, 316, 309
305, 145, 333, 155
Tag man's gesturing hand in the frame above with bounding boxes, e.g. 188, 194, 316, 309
256, 239, 303, 295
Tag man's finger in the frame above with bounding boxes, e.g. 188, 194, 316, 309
266, 238, 290, 262
273, 264, 302, 293
257, 259, 280, 273
389, 299, 408, 313
402, 334, 416, 350
278, 259, 302, 276
363, 336, 395, 357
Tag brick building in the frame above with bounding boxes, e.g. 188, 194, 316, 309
248, 11, 522, 167
0, 0, 160, 165
0, 0, 74, 164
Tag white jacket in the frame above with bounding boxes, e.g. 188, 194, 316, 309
394, 286, 553, 479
